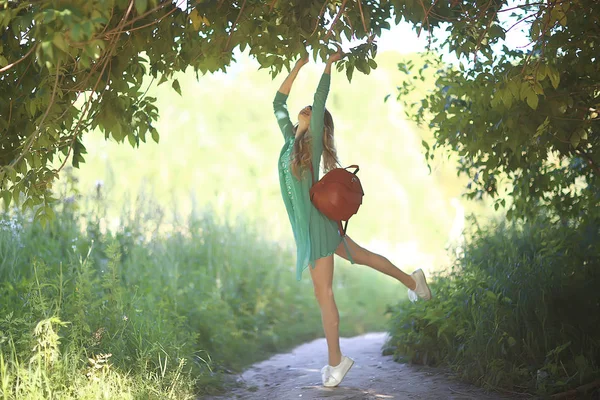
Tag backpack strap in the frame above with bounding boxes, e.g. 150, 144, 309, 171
340, 228, 354, 263
337, 220, 349, 237
345, 165, 359, 175
308, 163, 316, 185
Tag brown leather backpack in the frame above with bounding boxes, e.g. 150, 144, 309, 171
309, 164, 364, 236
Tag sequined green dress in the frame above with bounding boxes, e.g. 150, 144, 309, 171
274, 73, 354, 280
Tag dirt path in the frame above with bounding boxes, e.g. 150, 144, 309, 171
203, 333, 520, 400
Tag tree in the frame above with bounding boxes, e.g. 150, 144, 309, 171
2, 1, 598, 223
395, 0, 600, 220
1, 0, 398, 222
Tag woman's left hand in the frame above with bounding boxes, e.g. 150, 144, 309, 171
296, 53, 309, 68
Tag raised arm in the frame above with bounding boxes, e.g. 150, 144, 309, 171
310, 47, 344, 175
273, 56, 309, 141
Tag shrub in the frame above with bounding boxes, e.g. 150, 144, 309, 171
386, 215, 600, 396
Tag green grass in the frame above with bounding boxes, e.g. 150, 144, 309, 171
0, 176, 400, 399
385, 215, 600, 396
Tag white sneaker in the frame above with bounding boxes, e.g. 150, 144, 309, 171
321, 355, 354, 387
407, 268, 432, 302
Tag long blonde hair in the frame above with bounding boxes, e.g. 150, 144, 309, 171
290, 108, 338, 180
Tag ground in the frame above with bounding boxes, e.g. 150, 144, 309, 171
203, 333, 523, 400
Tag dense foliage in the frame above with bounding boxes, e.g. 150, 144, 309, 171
396, 0, 599, 219
1, 0, 394, 220
386, 216, 600, 396
0, 178, 394, 398
4, 0, 598, 222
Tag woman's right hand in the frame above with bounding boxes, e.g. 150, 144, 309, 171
327, 45, 344, 64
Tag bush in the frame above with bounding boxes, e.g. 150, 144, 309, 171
386, 215, 600, 396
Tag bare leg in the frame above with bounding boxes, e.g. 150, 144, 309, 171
308, 255, 342, 367
335, 236, 417, 290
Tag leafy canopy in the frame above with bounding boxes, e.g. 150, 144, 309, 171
1, 0, 427, 223
395, 0, 600, 220
2, 0, 598, 223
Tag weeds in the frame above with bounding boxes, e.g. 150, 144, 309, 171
0, 181, 396, 398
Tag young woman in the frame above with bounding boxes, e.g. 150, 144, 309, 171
273, 48, 432, 388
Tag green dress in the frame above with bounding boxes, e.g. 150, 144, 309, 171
274, 73, 354, 280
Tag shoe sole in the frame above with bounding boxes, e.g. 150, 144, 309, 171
323, 358, 354, 387
414, 269, 432, 300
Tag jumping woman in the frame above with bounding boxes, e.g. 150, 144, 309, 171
273, 47, 432, 388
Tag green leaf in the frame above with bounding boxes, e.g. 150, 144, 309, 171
52, 33, 68, 53
172, 79, 182, 96
488, 24, 505, 40
127, 133, 137, 148
151, 128, 159, 143
534, 117, 550, 138
2, 191, 11, 208
345, 64, 354, 82
0, 55, 7, 67
526, 92, 538, 110
530, 20, 541, 40
501, 88, 513, 107
531, 81, 544, 95
40, 41, 54, 61
547, 66, 560, 89
570, 131, 581, 148
135, 0, 148, 15
189, 9, 202, 31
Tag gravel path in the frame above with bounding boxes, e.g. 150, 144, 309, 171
203, 332, 521, 400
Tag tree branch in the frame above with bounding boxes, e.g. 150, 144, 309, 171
225, 0, 247, 52
310, 0, 329, 37
8, 59, 62, 169
0, 45, 37, 74
324, 0, 348, 42
269, 0, 278, 13
57, 0, 135, 173
356, 0, 368, 35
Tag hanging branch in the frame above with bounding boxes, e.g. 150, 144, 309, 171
225, 0, 247, 52
310, 0, 329, 37
8, 59, 62, 169
416, 0, 439, 38
269, 0, 278, 13
55, 0, 135, 174
0, 45, 37, 74
356, 0, 368, 36
324, 0, 348, 42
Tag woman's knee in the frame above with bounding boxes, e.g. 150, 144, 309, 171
313, 284, 334, 303
349, 245, 371, 265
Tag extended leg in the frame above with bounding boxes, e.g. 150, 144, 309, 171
335, 236, 417, 290
308, 255, 342, 367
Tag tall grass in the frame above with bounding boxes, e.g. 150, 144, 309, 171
385, 215, 600, 396
0, 179, 398, 399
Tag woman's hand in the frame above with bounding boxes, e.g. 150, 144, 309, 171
295, 53, 309, 68
326, 45, 344, 64
277, 51, 309, 96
